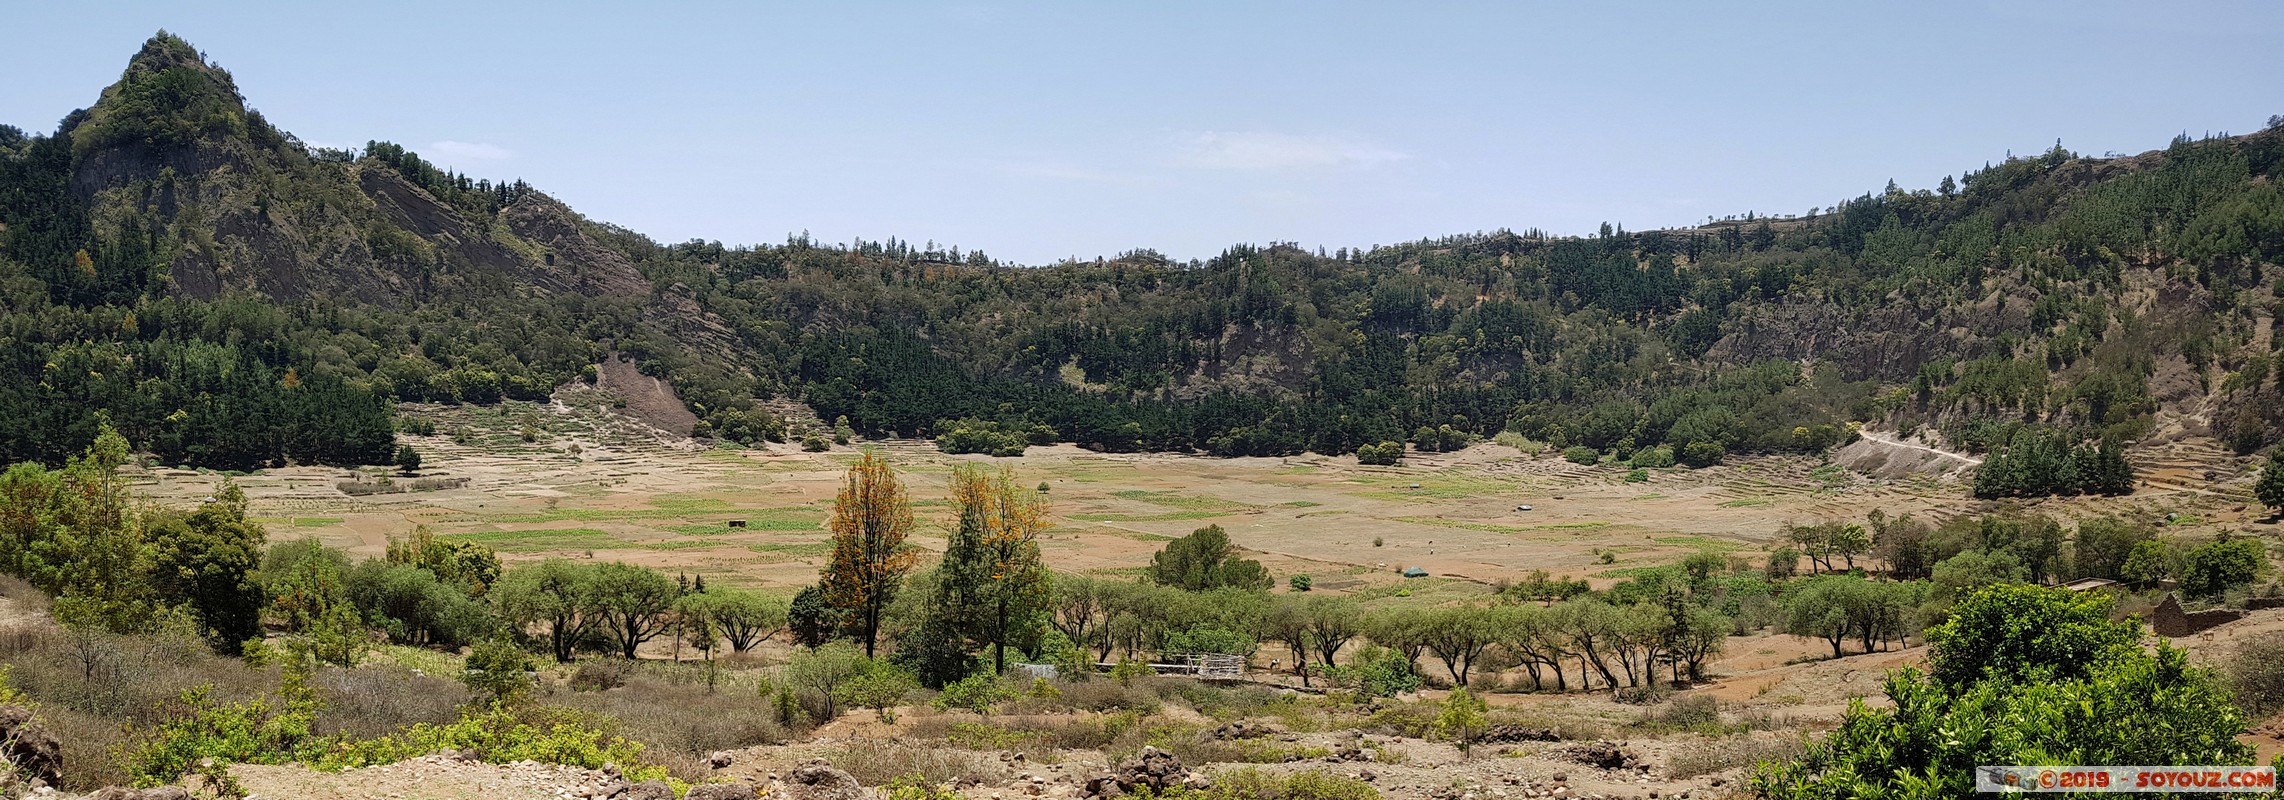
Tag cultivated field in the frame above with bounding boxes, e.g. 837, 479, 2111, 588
126, 392, 2268, 605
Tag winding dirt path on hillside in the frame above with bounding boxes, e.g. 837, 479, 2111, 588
1854, 430, 1982, 467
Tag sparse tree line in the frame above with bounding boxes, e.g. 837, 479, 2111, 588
6, 434, 2275, 731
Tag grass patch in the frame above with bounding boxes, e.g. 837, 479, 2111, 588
292, 517, 345, 528
1348, 472, 1513, 499
1068, 511, 1231, 523
640, 540, 728, 551
1718, 498, 1775, 508
1107, 490, 1253, 512
1280, 500, 1322, 508
441, 527, 626, 552
1653, 535, 1745, 552
748, 542, 833, 558
646, 495, 736, 512
1809, 464, 1849, 487
1595, 565, 1676, 579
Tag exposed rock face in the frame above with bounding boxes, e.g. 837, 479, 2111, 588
782, 762, 867, 800
0, 704, 62, 788
1084, 746, 1193, 798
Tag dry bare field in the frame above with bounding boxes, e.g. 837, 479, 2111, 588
123, 393, 2271, 606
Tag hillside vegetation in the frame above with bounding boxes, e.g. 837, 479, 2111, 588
3, 34, 2283, 485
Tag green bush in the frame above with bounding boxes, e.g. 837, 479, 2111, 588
1325, 645, 1420, 699
1680, 441, 1725, 467
1210, 767, 1381, 800
313, 706, 672, 785
2181, 537, 2266, 599
931, 673, 1018, 714
1624, 468, 1648, 483
1163, 625, 1256, 657
1752, 649, 2247, 798
460, 639, 534, 703
933, 418, 1052, 457
130, 681, 320, 786
835, 663, 920, 722
1561, 446, 1599, 465
1354, 441, 1405, 466
1626, 445, 1676, 469
1288, 575, 1311, 592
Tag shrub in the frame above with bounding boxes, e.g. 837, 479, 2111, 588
1612, 683, 1673, 705
2225, 632, 2284, 719
1624, 468, 1648, 483
1651, 694, 1720, 729
801, 436, 831, 452
1433, 688, 1489, 756
314, 705, 672, 784
461, 639, 534, 703
933, 418, 1050, 457
569, 660, 631, 692
1324, 645, 1419, 699
1680, 441, 1725, 467
1109, 659, 1157, 683
931, 673, 1017, 714
2181, 537, 2266, 599
1209, 767, 1380, 800
836, 739, 1007, 787
128, 674, 320, 786
545, 673, 788, 780
1627, 445, 1676, 469
1288, 575, 1311, 592
836, 663, 919, 722
885, 774, 966, 800
1163, 626, 1256, 658
309, 665, 464, 740
1354, 442, 1404, 466
1561, 446, 1599, 466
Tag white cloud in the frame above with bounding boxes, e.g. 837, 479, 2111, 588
427, 140, 513, 161
1173, 131, 1410, 171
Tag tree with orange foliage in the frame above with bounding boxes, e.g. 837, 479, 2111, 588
937, 463, 1051, 674
820, 449, 916, 657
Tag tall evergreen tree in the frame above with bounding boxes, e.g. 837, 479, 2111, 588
2257, 448, 2284, 517
934, 464, 1052, 675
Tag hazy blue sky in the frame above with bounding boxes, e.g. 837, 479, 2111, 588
6, 1, 2280, 264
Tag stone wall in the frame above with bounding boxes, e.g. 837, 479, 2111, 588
2150, 593, 2246, 637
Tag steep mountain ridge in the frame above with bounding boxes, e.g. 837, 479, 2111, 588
2, 34, 2280, 480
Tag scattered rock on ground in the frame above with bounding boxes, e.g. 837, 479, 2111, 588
1207, 721, 1279, 740
685, 781, 759, 800
1557, 741, 1647, 772
1482, 724, 1562, 743
783, 761, 867, 800
618, 780, 676, 800
1085, 746, 1195, 798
